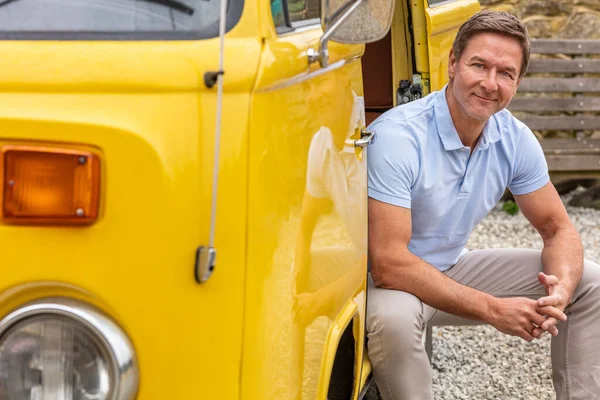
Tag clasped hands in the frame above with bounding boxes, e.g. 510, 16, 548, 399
489, 272, 570, 342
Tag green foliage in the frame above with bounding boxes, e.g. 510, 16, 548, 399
502, 200, 519, 216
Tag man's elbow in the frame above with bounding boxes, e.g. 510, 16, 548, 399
540, 220, 581, 245
370, 253, 409, 290
370, 268, 389, 288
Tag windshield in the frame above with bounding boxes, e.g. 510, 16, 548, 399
0, 0, 242, 39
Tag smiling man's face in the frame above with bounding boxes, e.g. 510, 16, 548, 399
448, 32, 522, 122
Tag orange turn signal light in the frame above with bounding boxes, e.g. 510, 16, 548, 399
0, 145, 101, 225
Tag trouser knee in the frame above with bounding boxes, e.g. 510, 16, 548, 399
367, 289, 426, 353
571, 259, 600, 309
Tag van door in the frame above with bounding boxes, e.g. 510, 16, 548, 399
424, 0, 480, 91
362, 0, 478, 125
241, 5, 369, 400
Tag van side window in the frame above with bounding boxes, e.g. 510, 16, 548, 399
271, 0, 320, 31
288, 0, 320, 23
271, 0, 286, 27
427, 0, 455, 6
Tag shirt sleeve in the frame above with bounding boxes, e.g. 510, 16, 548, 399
367, 118, 420, 209
508, 126, 550, 195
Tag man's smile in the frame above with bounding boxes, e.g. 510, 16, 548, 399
473, 94, 497, 102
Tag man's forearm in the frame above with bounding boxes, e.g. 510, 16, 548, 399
371, 251, 496, 323
541, 226, 583, 300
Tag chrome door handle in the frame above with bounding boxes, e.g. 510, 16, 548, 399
354, 130, 376, 148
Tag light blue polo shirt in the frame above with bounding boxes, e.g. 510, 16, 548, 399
367, 87, 549, 271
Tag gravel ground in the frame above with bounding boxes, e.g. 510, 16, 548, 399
431, 187, 600, 400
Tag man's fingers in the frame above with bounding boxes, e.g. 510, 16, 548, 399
520, 329, 534, 342
531, 326, 543, 338
547, 325, 559, 336
530, 313, 546, 327
537, 293, 564, 307
540, 316, 559, 331
538, 272, 559, 288
532, 324, 559, 337
529, 311, 560, 336
538, 272, 559, 295
537, 305, 567, 322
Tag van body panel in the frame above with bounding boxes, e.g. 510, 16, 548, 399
425, 0, 481, 90
0, 35, 261, 398
242, 25, 368, 400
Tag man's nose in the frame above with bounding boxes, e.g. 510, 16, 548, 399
480, 71, 498, 93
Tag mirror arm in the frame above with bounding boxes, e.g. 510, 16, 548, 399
309, 0, 364, 68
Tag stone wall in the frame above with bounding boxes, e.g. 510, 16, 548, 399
481, 0, 600, 39
481, 0, 600, 140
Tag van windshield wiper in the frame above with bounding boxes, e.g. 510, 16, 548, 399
0, 0, 195, 16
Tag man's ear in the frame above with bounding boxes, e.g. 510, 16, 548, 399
448, 49, 457, 79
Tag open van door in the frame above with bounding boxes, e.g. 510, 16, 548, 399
424, 0, 481, 91
362, 0, 479, 125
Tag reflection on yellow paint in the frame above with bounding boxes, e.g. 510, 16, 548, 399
244, 50, 368, 399
291, 87, 367, 399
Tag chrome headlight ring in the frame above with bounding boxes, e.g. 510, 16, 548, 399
0, 298, 139, 400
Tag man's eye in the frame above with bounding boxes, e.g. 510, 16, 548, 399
501, 71, 514, 79
473, 63, 484, 68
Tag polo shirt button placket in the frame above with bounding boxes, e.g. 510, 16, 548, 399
459, 147, 474, 194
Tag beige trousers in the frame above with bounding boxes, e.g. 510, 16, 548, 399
366, 248, 600, 400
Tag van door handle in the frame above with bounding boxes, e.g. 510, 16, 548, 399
354, 129, 376, 148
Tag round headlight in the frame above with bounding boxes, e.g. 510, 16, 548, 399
0, 299, 138, 400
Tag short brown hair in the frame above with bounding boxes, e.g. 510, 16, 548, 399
453, 10, 530, 79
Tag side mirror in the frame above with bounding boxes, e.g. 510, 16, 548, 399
308, 0, 394, 67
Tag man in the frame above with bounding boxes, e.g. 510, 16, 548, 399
366, 10, 600, 400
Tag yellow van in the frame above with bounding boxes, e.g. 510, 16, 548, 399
0, 0, 478, 398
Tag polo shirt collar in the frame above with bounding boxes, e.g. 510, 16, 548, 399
434, 85, 503, 152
